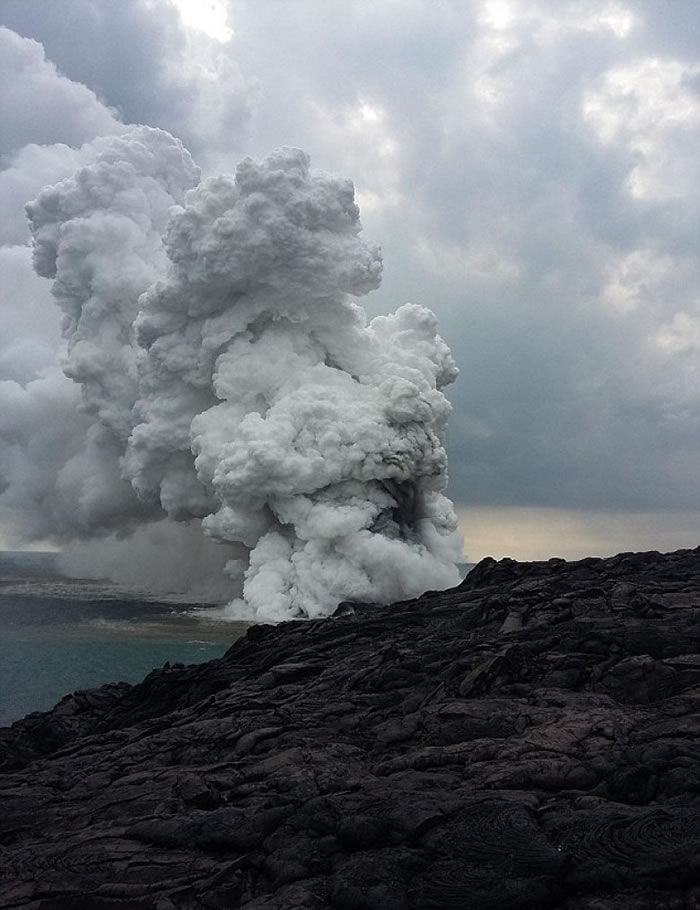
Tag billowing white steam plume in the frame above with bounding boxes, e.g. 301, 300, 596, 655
26, 127, 462, 620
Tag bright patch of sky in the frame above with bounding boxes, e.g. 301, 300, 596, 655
168, 0, 233, 42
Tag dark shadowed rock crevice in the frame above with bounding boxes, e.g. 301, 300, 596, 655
1, 547, 700, 908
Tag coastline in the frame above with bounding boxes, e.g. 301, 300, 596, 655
1, 546, 699, 908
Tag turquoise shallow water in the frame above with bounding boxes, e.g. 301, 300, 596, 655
0, 637, 229, 727
0, 553, 248, 726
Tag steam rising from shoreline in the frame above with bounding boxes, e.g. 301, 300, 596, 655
23, 127, 461, 620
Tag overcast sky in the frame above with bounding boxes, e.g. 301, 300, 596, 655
1, 0, 699, 561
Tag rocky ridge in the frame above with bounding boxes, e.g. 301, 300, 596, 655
1, 547, 700, 909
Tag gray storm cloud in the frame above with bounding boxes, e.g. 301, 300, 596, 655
23, 127, 461, 620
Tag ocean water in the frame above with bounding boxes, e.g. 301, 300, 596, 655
0, 552, 248, 727
1, 553, 474, 727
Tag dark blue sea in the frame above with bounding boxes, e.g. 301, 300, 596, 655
0, 552, 247, 727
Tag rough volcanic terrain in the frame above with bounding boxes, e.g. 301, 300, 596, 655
1, 547, 700, 909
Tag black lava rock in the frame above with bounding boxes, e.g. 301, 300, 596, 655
1, 547, 700, 908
